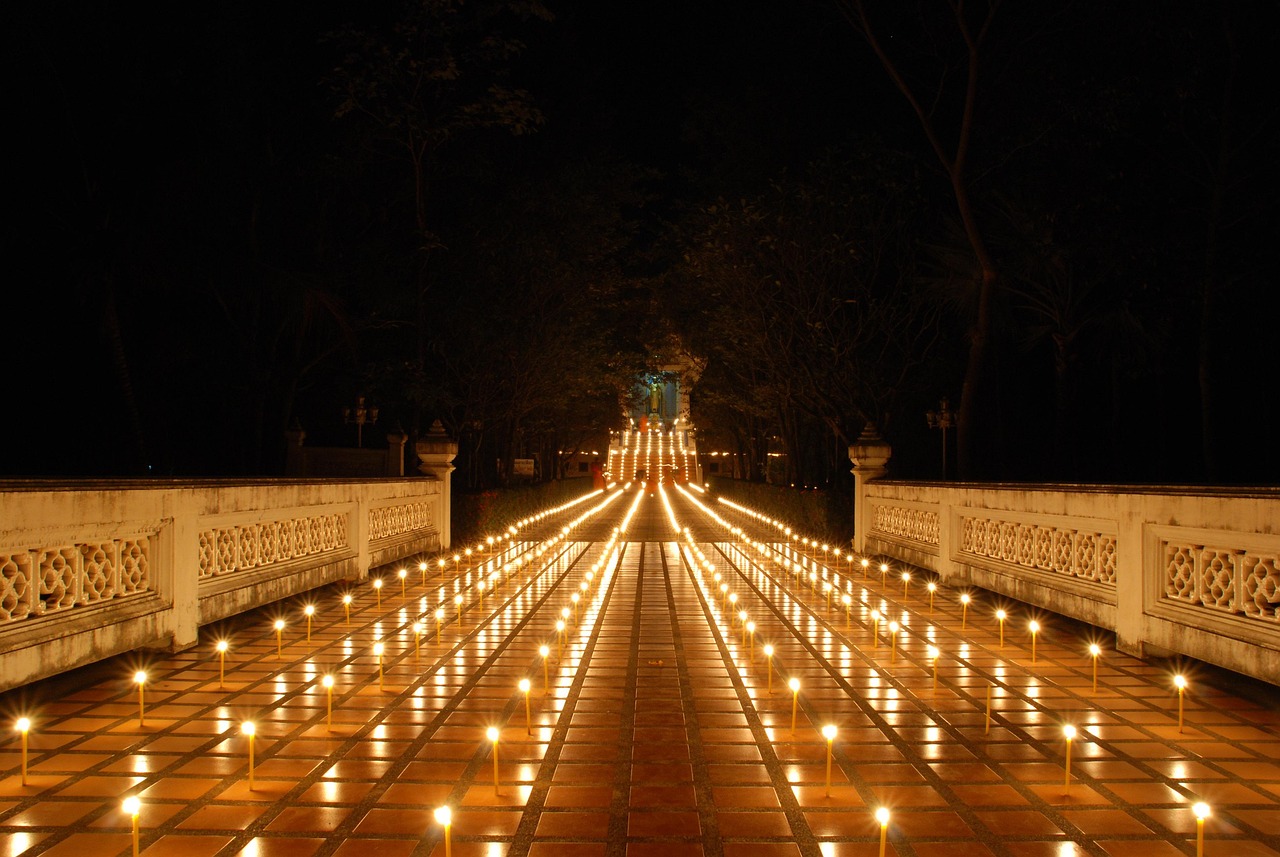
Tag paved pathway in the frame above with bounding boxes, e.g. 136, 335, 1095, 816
3, 486, 1279, 857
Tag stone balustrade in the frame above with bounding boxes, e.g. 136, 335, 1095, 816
0, 477, 448, 692
851, 456, 1280, 685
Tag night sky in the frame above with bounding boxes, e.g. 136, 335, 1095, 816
4, 1, 1277, 483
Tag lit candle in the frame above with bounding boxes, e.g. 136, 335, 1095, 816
822, 723, 837, 796
274, 619, 285, 658
304, 605, 315, 643
122, 796, 141, 857
571, 591, 580, 623
763, 644, 775, 694
875, 806, 890, 857
134, 671, 147, 726
412, 622, 424, 659
1089, 643, 1101, 693
879, 562, 889, 588
745, 621, 756, 660
927, 581, 937, 613
487, 726, 501, 795
1029, 620, 1040, 663
419, 561, 428, 585
540, 645, 551, 695
477, 579, 486, 611
996, 609, 1007, 648
435, 805, 453, 857
373, 577, 383, 608
789, 678, 801, 735
374, 642, 386, 691
901, 571, 911, 601
322, 675, 334, 730
860, 557, 871, 579
455, 594, 465, 625
216, 640, 229, 689
556, 619, 566, 659
1175, 674, 1188, 733
342, 593, 352, 625
398, 568, 408, 598
1193, 801, 1210, 857
888, 621, 900, 664
960, 593, 971, 629
1062, 724, 1076, 792
15, 717, 30, 786
871, 609, 881, 648
242, 721, 256, 790
927, 644, 940, 693
841, 594, 852, 628
520, 679, 532, 735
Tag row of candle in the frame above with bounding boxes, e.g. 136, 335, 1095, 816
4, 489, 638, 857
695, 491, 1215, 853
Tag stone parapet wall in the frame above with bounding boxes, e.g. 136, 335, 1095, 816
860, 480, 1280, 685
0, 478, 446, 692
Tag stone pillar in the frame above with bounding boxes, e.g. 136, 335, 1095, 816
848, 426, 892, 554
416, 420, 459, 549
385, 426, 408, 477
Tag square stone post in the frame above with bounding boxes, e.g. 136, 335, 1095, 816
415, 420, 459, 549
848, 427, 892, 554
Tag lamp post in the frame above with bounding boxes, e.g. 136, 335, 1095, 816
343, 395, 379, 448
926, 397, 955, 479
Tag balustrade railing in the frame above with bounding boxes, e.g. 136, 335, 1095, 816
1, 478, 448, 692
854, 477, 1280, 685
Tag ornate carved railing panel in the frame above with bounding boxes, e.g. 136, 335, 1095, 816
957, 511, 1117, 588
369, 500, 438, 542
197, 512, 347, 580
1, 534, 153, 624
869, 501, 940, 547
1158, 529, 1280, 624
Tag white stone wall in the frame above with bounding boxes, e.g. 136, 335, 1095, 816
859, 480, 1280, 685
0, 478, 445, 692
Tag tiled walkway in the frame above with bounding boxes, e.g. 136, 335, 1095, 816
3, 486, 1279, 857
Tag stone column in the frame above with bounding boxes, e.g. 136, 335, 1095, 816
416, 420, 459, 550
848, 426, 892, 554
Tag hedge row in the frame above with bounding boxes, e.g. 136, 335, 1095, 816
707, 477, 854, 547
452, 478, 597, 547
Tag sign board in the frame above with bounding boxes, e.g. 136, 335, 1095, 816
513, 458, 535, 477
